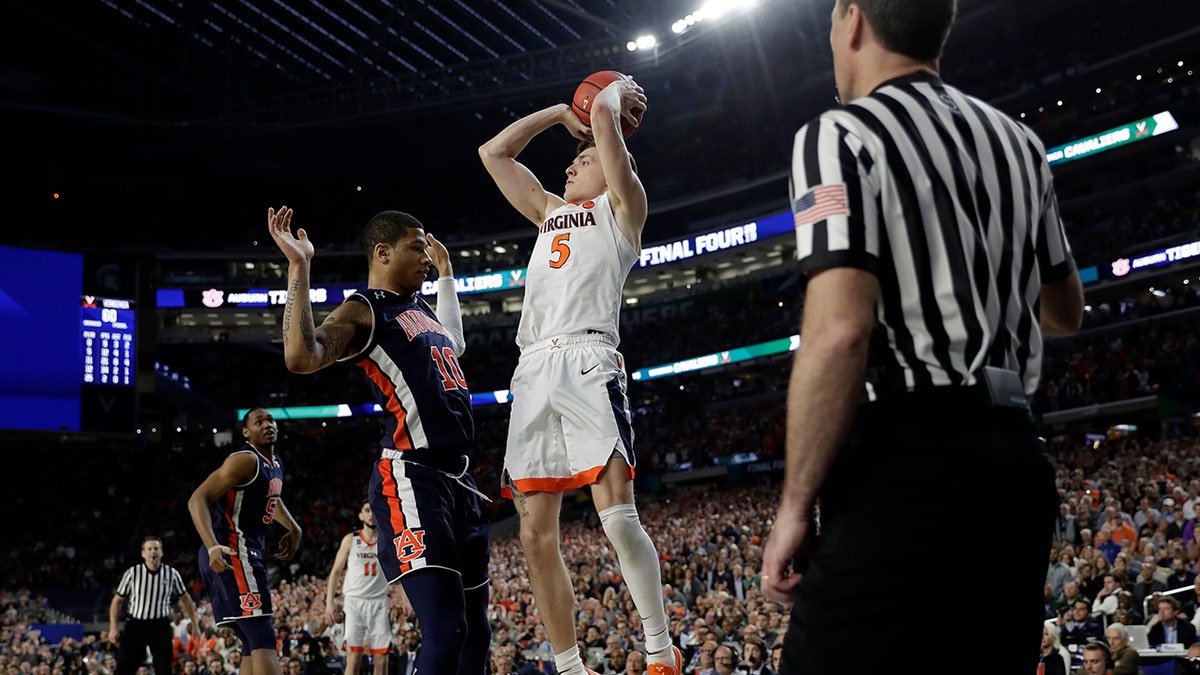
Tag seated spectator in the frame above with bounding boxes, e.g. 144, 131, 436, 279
1132, 560, 1166, 610
1060, 599, 1105, 647
1148, 596, 1198, 647
1092, 573, 1125, 620
1039, 622, 1071, 675
1103, 623, 1140, 675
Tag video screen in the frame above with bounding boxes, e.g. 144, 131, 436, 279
0, 246, 85, 432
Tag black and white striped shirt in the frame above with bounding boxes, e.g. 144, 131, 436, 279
790, 71, 1075, 400
116, 563, 187, 620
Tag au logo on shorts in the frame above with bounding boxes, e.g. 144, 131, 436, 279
394, 529, 427, 563
239, 593, 262, 612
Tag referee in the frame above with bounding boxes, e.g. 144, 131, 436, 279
762, 1, 1083, 674
109, 536, 198, 675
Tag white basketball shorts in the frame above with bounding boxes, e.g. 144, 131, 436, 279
343, 595, 391, 654
503, 333, 635, 496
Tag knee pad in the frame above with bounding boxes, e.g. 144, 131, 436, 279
598, 503, 643, 551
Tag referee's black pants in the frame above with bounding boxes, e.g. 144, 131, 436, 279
116, 618, 173, 675
779, 389, 1058, 675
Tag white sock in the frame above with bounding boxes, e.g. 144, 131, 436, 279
554, 646, 586, 675
598, 503, 672, 660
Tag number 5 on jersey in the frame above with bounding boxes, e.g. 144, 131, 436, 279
550, 233, 571, 269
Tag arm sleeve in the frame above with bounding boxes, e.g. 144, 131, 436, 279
791, 114, 880, 279
434, 276, 466, 356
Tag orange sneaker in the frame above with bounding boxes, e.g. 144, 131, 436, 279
646, 646, 683, 675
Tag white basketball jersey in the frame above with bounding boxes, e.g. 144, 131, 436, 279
342, 531, 388, 599
516, 193, 639, 350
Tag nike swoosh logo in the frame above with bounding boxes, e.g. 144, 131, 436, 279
581, 364, 599, 376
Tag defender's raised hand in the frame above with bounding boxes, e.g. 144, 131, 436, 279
267, 206, 314, 264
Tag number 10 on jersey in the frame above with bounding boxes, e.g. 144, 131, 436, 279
430, 346, 468, 390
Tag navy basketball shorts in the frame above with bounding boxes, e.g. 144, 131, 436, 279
198, 544, 274, 625
368, 454, 490, 589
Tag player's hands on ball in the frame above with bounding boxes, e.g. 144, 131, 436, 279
208, 545, 236, 573
267, 205, 315, 264
559, 105, 593, 143
427, 233, 453, 278
276, 528, 302, 560
613, 76, 647, 129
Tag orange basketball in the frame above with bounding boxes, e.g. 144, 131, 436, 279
571, 70, 643, 138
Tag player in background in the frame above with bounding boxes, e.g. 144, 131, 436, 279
268, 207, 491, 675
478, 76, 681, 675
325, 502, 390, 675
188, 408, 303, 675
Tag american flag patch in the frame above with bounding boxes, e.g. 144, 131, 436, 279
792, 184, 849, 228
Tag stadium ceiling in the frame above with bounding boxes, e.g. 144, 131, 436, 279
8, 0, 814, 130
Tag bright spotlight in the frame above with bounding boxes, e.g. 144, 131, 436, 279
626, 40, 637, 51
698, 0, 755, 20
672, 20, 687, 34
635, 35, 657, 50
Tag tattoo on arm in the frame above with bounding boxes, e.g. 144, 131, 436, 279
300, 303, 316, 353
318, 322, 347, 367
282, 278, 299, 346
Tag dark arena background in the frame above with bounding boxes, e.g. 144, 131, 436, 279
2, 0, 1200, 673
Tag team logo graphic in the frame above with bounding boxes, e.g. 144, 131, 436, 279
1111, 258, 1131, 277
238, 593, 262, 612
394, 529, 427, 563
581, 200, 595, 210
202, 289, 225, 308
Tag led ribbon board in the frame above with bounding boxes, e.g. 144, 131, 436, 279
1045, 111, 1178, 167
235, 335, 802, 419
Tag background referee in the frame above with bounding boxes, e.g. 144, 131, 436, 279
110, 536, 198, 675
762, 1, 1084, 674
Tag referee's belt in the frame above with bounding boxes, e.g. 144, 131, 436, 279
380, 448, 492, 502
869, 367, 1030, 412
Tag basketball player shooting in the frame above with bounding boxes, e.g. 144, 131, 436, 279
478, 75, 681, 675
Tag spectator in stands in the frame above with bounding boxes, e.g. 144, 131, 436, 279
710, 646, 736, 675
740, 634, 770, 675
1039, 622, 1071, 675
1092, 573, 1126, 619
201, 654, 225, 675
690, 641, 718, 675
1148, 596, 1197, 647
1115, 593, 1143, 627
1096, 528, 1122, 565
1060, 599, 1105, 647
623, 651, 644, 675
1048, 548, 1075, 601
1170, 557, 1199, 596
1103, 623, 1139, 675
1133, 561, 1166, 610
1061, 580, 1088, 614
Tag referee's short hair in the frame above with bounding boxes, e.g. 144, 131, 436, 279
142, 536, 162, 548
836, 0, 958, 61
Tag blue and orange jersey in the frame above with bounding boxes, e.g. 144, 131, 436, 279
340, 289, 473, 452
209, 442, 283, 554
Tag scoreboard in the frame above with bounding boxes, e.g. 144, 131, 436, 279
80, 296, 135, 387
